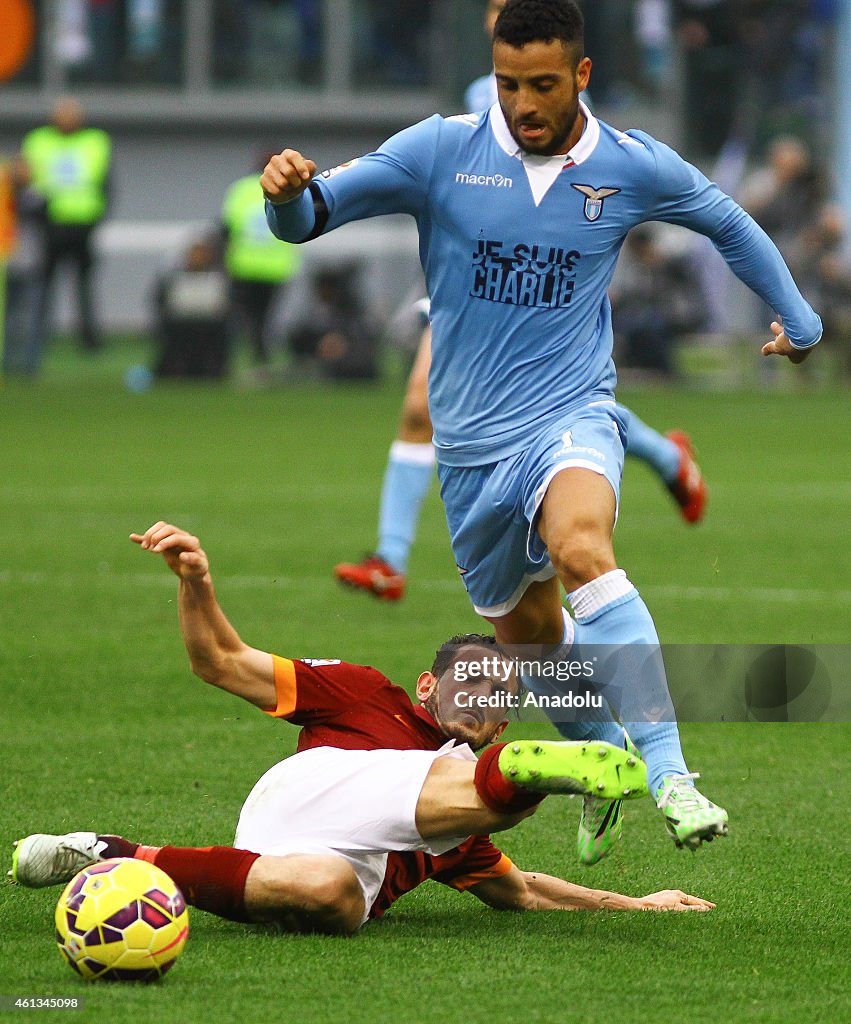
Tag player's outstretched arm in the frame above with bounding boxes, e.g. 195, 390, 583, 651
130, 522, 276, 710
762, 320, 812, 364
470, 866, 714, 912
260, 149, 317, 206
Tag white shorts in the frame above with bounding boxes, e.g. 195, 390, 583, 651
234, 741, 477, 925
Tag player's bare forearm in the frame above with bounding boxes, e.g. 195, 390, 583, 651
472, 867, 714, 912
131, 523, 276, 709
522, 872, 641, 910
260, 149, 317, 205
176, 576, 275, 706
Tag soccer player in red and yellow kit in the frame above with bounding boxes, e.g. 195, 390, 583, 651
11, 522, 713, 931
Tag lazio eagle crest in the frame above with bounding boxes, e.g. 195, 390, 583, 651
571, 183, 621, 221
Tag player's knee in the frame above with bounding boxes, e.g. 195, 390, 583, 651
400, 394, 431, 439
258, 857, 365, 935
297, 861, 365, 935
548, 527, 614, 587
489, 806, 539, 831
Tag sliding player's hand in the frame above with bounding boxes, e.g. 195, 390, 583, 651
261, 149, 317, 205
761, 321, 812, 364
639, 890, 715, 912
130, 522, 210, 580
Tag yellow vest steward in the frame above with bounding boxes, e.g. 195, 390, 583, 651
22, 125, 111, 226
222, 175, 301, 284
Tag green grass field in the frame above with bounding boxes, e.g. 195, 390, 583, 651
1, 339, 848, 1024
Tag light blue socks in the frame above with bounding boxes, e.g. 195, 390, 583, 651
618, 404, 680, 483
521, 609, 627, 748
376, 441, 435, 574
568, 569, 690, 795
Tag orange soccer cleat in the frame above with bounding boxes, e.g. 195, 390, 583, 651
665, 431, 708, 524
334, 554, 406, 601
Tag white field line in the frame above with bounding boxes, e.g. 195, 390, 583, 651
0, 571, 848, 604
0, 482, 848, 504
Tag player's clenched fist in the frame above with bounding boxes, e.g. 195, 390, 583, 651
260, 149, 318, 205
130, 522, 210, 581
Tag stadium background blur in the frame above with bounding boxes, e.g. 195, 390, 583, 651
2, 5, 849, 1020
2, 0, 851, 353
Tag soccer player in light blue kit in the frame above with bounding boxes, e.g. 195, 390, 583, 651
336, 0, 705, 604
262, 0, 821, 861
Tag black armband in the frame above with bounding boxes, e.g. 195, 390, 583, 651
303, 182, 330, 242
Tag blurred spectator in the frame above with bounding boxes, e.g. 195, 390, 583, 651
464, 0, 504, 111
357, 1, 431, 87
286, 265, 378, 381
671, 0, 742, 158
1, 156, 47, 377
212, 0, 247, 82
22, 97, 112, 352
609, 226, 708, 379
635, 0, 673, 95
56, 0, 184, 85
152, 238, 231, 379
738, 135, 827, 259
787, 204, 851, 379
221, 154, 302, 364
83, 1, 122, 81
581, 1, 639, 105
55, 0, 91, 69
213, 1, 320, 85
737, 0, 837, 143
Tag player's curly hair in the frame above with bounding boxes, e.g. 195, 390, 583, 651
431, 633, 499, 678
494, 0, 584, 51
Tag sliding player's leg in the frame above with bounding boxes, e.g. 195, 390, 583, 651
414, 738, 646, 844
9, 831, 364, 934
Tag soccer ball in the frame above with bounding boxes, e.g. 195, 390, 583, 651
55, 858, 189, 981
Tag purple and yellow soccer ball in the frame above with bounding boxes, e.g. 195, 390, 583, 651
54, 858, 189, 981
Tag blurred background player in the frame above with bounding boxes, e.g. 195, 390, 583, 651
221, 153, 302, 365
335, 0, 706, 603
21, 97, 112, 353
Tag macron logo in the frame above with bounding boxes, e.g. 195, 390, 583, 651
456, 172, 513, 189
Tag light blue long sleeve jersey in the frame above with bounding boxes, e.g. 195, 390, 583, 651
267, 101, 822, 468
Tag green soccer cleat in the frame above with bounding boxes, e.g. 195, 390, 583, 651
577, 797, 624, 866
575, 732, 637, 865
498, 740, 648, 800
8, 832, 108, 888
656, 774, 729, 850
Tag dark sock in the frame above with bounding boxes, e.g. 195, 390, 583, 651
139, 846, 260, 923
97, 838, 260, 923
474, 743, 546, 814
97, 834, 140, 859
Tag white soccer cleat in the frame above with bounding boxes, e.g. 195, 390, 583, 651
9, 832, 108, 888
656, 774, 729, 850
